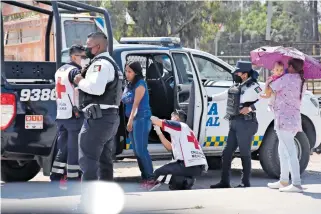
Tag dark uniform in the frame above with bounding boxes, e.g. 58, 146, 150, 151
50, 62, 84, 183
210, 61, 261, 188
77, 52, 123, 181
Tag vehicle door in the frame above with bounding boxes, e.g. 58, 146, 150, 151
191, 53, 234, 151
170, 50, 208, 144
117, 49, 172, 157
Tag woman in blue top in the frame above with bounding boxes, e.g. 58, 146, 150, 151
121, 61, 154, 186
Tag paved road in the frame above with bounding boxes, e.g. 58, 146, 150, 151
1, 154, 321, 214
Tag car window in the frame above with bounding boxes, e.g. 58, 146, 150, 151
172, 53, 193, 84
64, 20, 102, 48
193, 55, 232, 81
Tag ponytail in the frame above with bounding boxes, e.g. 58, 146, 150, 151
299, 69, 305, 100
288, 58, 305, 100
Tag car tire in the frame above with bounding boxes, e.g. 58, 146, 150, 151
259, 127, 310, 179
206, 156, 222, 170
302, 116, 316, 150
1, 160, 41, 182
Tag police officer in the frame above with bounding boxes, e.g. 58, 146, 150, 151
50, 45, 86, 189
73, 32, 123, 182
209, 61, 261, 188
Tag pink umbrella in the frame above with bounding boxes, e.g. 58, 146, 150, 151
250, 46, 321, 79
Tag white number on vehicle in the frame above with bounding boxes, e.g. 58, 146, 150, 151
20, 89, 56, 101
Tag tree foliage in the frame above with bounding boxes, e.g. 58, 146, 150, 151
80, 0, 319, 54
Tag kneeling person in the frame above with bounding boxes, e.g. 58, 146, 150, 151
151, 110, 208, 190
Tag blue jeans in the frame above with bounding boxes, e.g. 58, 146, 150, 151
129, 110, 154, 180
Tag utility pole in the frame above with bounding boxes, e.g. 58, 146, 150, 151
239, 0, 243, 55
265, 0, 273, 44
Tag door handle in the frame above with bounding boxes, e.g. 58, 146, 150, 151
177, 84, 182, 92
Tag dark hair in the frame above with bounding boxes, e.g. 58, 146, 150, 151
244, 69, 259, 87
275, 61, 284, 67
87, 32, 107, 40
288, 58, 305, 99
172, 109, 187, 122
69, 44, 85, 56
125, 61, 144, 89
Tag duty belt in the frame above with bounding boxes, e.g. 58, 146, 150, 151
84, 107, 118, 119
229, 112, 256, 121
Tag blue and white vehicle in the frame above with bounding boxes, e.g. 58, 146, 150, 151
114, 37, 321, 179
1, 1, 320, 182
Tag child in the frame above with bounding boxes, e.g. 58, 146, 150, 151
260, 61, 285, 111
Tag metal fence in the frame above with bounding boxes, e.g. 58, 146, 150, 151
217, 56, 321, 67
217, 42, 321, 57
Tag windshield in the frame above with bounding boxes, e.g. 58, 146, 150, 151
64, 20, 101, 48
63, 20, 119, 49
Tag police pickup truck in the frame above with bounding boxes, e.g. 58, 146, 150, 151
1, 1, 321, 182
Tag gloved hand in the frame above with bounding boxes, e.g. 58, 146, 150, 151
153, 125, 162, 135
150, 116, 159, 121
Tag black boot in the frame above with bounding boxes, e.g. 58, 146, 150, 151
210, 181, 231, 189
240, 156, 251, 187
234, 183, 251, 188
183, 177, 196, 190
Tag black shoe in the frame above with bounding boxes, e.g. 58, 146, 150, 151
210, 182, 231, 189
183, 177, 196, 190
234, 183, 251, 188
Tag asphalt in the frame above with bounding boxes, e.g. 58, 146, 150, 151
1, 155, 321, 214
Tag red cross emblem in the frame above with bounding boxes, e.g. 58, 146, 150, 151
56, 77, 66, 99
187, 131, 200, 150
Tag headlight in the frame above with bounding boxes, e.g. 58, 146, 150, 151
310, 97, 319, 109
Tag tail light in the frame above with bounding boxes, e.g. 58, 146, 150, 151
1, 93, 16, 130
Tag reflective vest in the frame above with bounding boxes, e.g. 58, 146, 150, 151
55, 64, 78, 119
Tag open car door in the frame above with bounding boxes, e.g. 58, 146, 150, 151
170, 50, 208, 143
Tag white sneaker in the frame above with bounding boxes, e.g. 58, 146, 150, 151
279, 184, 303, 193
267, 181, 287, 189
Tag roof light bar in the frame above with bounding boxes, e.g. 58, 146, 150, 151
119, 37, 181, 47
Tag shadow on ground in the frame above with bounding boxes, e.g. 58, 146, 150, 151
1, 168, 320, 199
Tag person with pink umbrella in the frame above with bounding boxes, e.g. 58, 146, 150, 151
264, 58, 306, 193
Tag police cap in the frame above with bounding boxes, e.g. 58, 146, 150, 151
233, 61, 253, 74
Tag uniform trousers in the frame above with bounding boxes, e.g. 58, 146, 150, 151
221, 116, 258, 186
154, 160, 203, 190
78, 108, 120, 181
50, 116, 83, 181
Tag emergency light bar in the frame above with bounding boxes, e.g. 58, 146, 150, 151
119, 37, 181, 47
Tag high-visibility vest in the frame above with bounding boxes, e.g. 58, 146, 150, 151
54, 64, 79, 119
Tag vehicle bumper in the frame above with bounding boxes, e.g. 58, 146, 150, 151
310, 111, 321, 149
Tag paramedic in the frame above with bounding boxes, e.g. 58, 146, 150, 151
50, 45, 86, 189
150, 110, 208, 190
